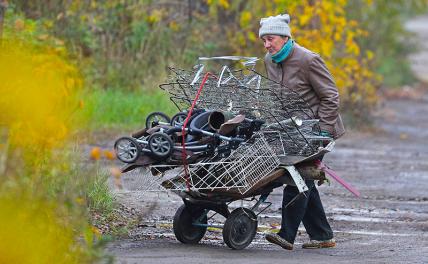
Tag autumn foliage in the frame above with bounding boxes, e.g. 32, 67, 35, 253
10, 0, 427, 120
0, 12, 100, 263
0, 39, 81, 152
207, 0, 381, 118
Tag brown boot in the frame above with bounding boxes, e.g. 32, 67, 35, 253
302, 239, 336, 249
265, 233, 293, 250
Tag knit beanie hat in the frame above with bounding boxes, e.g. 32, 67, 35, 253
259, 14, 292, 38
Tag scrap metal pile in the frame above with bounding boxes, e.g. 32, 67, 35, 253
114, 56, 330, 194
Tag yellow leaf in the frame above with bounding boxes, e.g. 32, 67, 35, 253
169, 21, 180, 31
247, 31, 257, 42
91, 226, 102, 238
366, 50, 374, 60
240, 11, 252, 28
334, 32, 341, 41
219, 0, 230, 9
299, 13, 311, 26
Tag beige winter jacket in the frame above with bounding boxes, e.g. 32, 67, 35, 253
264, 43, 345, 139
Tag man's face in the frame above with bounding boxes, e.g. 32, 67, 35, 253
261, 35, 288, 55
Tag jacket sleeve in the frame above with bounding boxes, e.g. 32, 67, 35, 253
308, 55, 340, 134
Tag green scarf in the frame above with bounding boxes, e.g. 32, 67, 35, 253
271, 39, 294, 63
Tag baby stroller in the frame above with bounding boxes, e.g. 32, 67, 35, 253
114, 109, 265, 166
115, 56, 359, 250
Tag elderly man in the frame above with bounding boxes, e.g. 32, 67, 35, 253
260, 14, 345, 250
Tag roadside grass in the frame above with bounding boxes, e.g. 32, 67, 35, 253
86, 170, 115, 215
78, 88, 178, 131
85, 166, 135, 238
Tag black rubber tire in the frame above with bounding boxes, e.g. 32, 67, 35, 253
173, 205, 207, 244
145, 111, 171, 129
170, 112, 188, 127
223, 208, 258, 250
147, 132, 174, 159
114, 136, 141, 163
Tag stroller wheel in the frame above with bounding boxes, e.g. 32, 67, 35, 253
170, 112, 188, 127
114, 137, 141, 163
145, 111, 171, 129
223, 208, 257, 250
173, 205, 207, 244
148, 132, 173, 159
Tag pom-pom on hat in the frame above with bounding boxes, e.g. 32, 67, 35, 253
259, 14, 291, 38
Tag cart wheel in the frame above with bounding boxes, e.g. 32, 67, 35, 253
114, 137, 141, 163
170, 112, 188, 127
145, 112, 171, 129
147, 132, 173, 159
223, 208, 258, 250
173, 205, 207, 244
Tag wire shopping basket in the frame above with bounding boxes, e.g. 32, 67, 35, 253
122, 132, 280, 194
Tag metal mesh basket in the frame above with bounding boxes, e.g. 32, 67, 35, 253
122, 133, 280, 194
159, 63, 324, 157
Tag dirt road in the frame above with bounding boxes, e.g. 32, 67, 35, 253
106, 16, 428, 264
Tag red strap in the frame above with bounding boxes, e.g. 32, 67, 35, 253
181, 72, 214, 191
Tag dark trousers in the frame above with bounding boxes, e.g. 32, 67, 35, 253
277, 180, 333, 244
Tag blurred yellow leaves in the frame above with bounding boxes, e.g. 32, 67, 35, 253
240, 11, 252, 28
0, 38, 82, 154
169, 21, 180, 32
0, 15, 112, 263
207, 0, 230, 9
366, 50, 374, 60
298, 6, 313, 27
0, 197, 86, 263
219, 0, 230, 9
147, 9, 163, 24
75, 197, 85, 205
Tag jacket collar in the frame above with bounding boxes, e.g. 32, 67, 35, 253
265, 43, 299, 66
